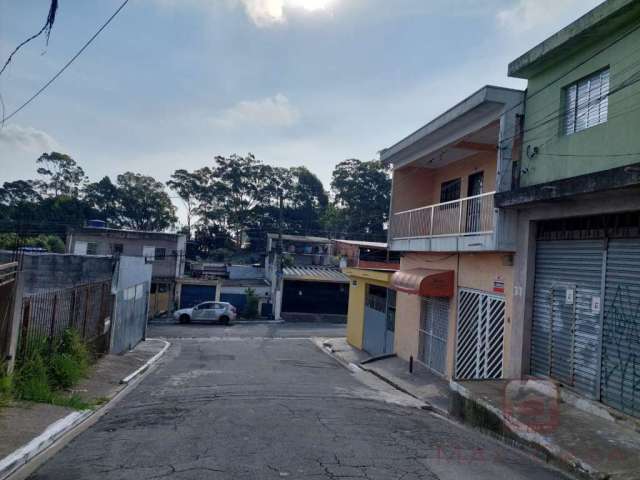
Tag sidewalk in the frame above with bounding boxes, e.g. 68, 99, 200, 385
319, 337, 640, 480
319, 338, 450, 414
0, 339, 169, 479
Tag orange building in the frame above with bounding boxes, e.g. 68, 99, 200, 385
382, 86, 524, 380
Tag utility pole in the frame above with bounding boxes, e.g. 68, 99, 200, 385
275, 190, 284, 320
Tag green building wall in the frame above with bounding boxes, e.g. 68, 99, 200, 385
519, 15, 640, 187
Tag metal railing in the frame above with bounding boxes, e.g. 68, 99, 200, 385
391, 191, 496, 240
18, 280, 113, 361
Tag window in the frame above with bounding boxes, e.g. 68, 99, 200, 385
155, 247, 166, 259
440, 178, 461, 203
87, 242, 98, 255
74, 241, 88, 255
143, 246, 155, 261
113, 243, 124, 254
198, 302, 215, 310
564, 68, 609, 135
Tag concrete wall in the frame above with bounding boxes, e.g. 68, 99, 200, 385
229, 265, 265, 280
67, 229, 185, 280
520, 16, 640, 186
392, 151, 497, 214
0, 251, 114, 294
394, 251, 514, 379
344, 269, 393, 350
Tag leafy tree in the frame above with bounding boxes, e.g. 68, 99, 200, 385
0, 180, 42, 205
36, 152, 86, 198
116, 172, 177, 231
166, 169, 202, 239
83, 177, 120, 225
330, 159, 390, 238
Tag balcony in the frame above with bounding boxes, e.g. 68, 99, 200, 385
389, 192, 513, 252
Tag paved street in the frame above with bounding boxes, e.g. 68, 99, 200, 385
29, 323, 571, 480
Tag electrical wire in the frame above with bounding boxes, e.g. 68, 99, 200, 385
2, 0, 130, 125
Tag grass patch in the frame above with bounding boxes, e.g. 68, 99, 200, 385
6, 329, 95, 410
0, 368, 14, 407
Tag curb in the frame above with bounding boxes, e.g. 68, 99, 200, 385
121, 339, 170, 384
0, 339, 171, 480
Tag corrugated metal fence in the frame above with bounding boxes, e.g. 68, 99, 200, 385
18, 280, 113, 361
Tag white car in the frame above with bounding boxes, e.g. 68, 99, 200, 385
173, 301, 237, 325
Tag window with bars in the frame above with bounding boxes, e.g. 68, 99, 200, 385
564, 68, 610, 135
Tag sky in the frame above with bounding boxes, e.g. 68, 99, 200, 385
0, 0, 604, 224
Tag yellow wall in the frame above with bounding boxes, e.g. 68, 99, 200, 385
394, 252, 513, 379
344, 269, 394, 350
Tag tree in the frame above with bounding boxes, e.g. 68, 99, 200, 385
166, 169, 202, 239
0, 180, 42, 205
116, 172, 177, 231
83, 177, 120, 225
207, 154, 269, 247
36, 152, 86, 198
330, 159, 391, 239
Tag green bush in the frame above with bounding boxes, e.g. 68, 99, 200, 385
0, 369, 14, 407
15, 349, 53, 403
12, 329, 93, 409
243, 288, 260, 319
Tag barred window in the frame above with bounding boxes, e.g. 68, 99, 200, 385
564, 68, 609, 135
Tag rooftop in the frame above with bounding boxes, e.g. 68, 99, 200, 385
509, 0, 640, 79
334, 239, 388, 249
283, 266, 349, 284
267, 233, 331, 244
380, 85, 523, 169
72, 226, 185, 240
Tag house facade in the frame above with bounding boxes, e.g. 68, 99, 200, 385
66, 225, 186, 317
383, 86, 524, 380
496, 0, 640, 418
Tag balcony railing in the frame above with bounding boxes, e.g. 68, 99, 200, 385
391, 192, 496, 240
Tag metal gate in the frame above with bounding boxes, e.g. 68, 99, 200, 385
601, 239, 640, 416
455, 289, 505, 380
112, 282, 149, 354
531, 240, 604, 399
362, 286, 395, 356
419, 297, 449, 376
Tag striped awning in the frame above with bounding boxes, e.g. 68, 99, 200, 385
283, 266, 350, 284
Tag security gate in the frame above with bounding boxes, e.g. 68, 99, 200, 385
531, 240, 603, 399
419, 297, 449, 376
362, 286, 395, 356
455, 289, 505, 380
601, 239, 640, 417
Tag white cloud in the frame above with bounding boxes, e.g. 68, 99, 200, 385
497, 0, 603, 31
0, 124, 59, 154
212, 93, 300, 128
149, 0, 336, 27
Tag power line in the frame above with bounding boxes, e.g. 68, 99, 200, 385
2, 0, 130, 125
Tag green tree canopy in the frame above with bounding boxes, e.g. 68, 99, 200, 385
36, 152, 86, 198
330, 158, 390, 239
115, 172, 177, 231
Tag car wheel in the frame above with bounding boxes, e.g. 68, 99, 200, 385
219, 316, 230, 326
179, 314, 191, 324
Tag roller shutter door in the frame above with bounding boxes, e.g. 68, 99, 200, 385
531, 240, 604, 399
601, 239, 640, 417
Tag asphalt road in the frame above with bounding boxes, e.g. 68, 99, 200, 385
29, 323, 571, 480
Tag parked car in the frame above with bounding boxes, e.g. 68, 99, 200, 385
173, 301, 237, 325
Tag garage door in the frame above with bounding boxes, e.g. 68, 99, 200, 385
531, 240, 604, 399
282, 281, 348, 314
180, 285, 217, 308
601, 239, 640, 417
